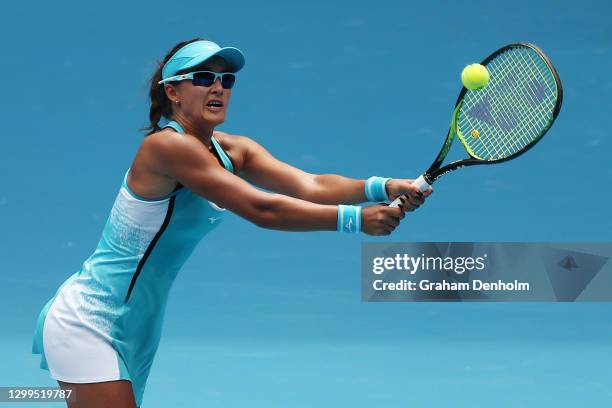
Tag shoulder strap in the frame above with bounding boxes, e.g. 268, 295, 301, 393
162, 120, 184, 133
211, 136, 235, 174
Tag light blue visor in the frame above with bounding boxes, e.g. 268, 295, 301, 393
161, 40, 245, 81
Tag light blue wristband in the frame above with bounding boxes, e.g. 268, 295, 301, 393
365, 176, 392, 202
337, 205, 362, 233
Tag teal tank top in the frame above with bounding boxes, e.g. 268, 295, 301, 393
32, 121, 234, 406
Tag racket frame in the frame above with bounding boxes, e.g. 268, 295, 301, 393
421, 42, 564, 185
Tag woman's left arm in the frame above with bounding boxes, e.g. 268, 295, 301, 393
236, 135, 430, 207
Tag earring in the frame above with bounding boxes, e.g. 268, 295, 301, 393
175, 100, 180, 105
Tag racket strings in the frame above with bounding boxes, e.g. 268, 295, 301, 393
468, 50, 556, 158
495, 52, 553, 150
457, 46, 558, 161
464, 50, 554, 158
471, 52, 555, 157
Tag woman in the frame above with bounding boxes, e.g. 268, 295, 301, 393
32, 38, 431, 408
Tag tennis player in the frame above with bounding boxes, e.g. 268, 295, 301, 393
32, 38, 432, 408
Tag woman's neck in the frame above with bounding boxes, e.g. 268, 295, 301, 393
172, 114, 214, 147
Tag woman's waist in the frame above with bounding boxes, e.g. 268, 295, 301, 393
51, 270, 171, 335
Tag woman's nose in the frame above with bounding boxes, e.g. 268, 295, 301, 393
210, 78, 224, 93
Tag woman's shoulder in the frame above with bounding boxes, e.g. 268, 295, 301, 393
144, 127, 197, 148
213, 130, 244, 145
212, 130, 253, 156
212, 131, 244, 166
143, 127, 177, 144
140, 127, 205, 168
213, 131, 262, 151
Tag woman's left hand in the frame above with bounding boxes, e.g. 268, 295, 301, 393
385, 179, 433, 211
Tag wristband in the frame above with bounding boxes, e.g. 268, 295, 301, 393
365, 176, 391, 202
337, 205, 362, 233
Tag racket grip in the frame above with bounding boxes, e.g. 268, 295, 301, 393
412, 175, 431, 192
388, 175, 431, 208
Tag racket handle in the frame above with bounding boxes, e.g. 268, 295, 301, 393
388, 175, 431, 208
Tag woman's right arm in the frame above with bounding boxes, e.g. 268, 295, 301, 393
143, 132, 404, 235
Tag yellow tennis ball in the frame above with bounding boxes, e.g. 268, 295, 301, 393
461, 64, 490, 90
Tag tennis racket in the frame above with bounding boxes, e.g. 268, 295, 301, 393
390, 43, 563, 208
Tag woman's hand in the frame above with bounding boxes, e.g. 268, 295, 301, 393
385, 179, 433, 212
361, 201, 407, 236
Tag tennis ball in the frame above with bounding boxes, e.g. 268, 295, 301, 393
461, 64, 490, 90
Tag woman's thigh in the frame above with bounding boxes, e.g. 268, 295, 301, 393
57, 380, 138, 408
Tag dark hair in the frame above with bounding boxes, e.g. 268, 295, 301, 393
142, 38, 204, 135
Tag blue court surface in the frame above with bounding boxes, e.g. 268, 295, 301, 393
1, 0, 611, 406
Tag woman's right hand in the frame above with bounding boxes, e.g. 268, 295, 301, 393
361, 198, 407, 236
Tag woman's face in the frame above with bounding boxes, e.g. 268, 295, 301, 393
166, 56, 233, 128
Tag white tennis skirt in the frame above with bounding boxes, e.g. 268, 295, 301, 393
32, 272, 132, 383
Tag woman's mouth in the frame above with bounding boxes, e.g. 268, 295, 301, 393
206, 99, 224, 113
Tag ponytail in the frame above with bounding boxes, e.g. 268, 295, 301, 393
142, 38, 204, 135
